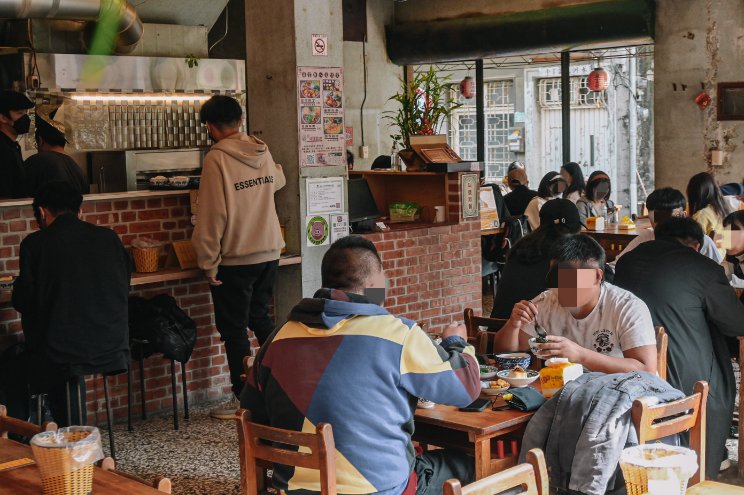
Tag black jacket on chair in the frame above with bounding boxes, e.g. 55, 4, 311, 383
13, 213, 132, 381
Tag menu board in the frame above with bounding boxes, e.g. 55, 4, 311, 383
297, 67, 345, 167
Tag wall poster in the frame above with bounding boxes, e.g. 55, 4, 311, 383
297, 67, 345, 167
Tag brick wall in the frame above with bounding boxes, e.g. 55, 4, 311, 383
362, 172, 484, 330
0, 192, 233, 423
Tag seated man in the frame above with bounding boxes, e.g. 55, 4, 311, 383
614, 217, 744, 477
12, 182, 131, 425
241, 236, 480, 495
721, 210, 744, 291
493, 234, 657, 374
611, 187, 722, 266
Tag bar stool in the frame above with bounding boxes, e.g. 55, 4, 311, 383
127, 338, 189, 432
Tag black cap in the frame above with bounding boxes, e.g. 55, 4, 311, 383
539, 198, 581, 233
0, 90, 33, 115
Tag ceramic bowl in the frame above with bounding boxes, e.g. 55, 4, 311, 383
482, 385, 509, 396
479, 365, 499, 379
528, 337, 555, 356
496, 369, 539, 388
494, 352, 531, 371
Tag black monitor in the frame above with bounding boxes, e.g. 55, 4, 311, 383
348, 178, 381, 232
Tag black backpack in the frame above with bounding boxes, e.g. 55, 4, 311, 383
128, 295, 197, 363
482, 215, 532, 264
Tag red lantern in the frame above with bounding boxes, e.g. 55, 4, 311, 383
459, 76, 475, 99
587, 67, 609, 92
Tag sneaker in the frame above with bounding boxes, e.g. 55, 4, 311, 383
720, 458, 734, 472
210, 397, 240, 420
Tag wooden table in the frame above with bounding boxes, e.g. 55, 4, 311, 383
0, 438, 163, 494
414, 399, 535, 480
583, 219, 649, 262
687, 481, 744, 494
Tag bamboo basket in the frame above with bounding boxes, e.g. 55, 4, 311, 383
133, 246, 161, 273
619, 444, 697, 495
31, 428, 102, 495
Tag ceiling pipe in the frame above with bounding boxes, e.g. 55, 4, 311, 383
0, 0, 144, 54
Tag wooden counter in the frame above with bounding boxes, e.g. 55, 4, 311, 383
0, 189, 191, 208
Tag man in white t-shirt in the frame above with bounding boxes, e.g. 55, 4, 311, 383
611, 187, 722, 267
493, 234, 657, 374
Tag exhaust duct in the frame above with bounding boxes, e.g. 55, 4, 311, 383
0, 0, 144, 54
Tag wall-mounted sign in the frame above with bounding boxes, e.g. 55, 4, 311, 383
306, 215, 330, 247
312, 34, 328, 56
461, 173, 480, 219
330, 213, 349, 242
297, 67, 345, 167
306, 177, 344, 215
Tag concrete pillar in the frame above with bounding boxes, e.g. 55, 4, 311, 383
245, 0, 346, 324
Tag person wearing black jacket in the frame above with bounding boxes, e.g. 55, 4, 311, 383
503, 166, 537, 216
0, 90, 34, 199
490, 199, 581, 318
614, 218, 744, 477
12, 182, 131, 425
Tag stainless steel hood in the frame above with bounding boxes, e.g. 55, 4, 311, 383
27, 52, 245, 92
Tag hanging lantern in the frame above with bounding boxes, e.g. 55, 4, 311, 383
459, 76, 475, 99
587, 67, 609, 92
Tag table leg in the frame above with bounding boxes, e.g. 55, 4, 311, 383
472, 436, 491, 480
738, 338, 744, 477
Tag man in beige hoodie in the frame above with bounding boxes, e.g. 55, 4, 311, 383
192, 96, 286, 411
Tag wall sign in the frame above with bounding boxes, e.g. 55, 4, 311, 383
306, 177, 344, 215
306, 215, 330, 247
312, 34, 328, 56
330, 213, 350, 242
461, 173, 480, 219
297, 67, 345, 167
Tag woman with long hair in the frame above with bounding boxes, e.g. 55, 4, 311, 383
576, 170, 615, 225
491, 199, 581, 318
687, 172, 730, 257
560, 162, 585, 203
524, 171, 567, 229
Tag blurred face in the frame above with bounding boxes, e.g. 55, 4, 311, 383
592, 181, 610, 202
551, 266, 603, 308
363, 265, 387, 306
560, 168, 572, 185
718, 223, 744, 256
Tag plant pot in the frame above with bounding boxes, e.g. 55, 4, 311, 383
398, 148, 426, 171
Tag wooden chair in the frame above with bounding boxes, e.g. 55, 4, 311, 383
632, 380, 708, 486
464, 308, 508, 350
236, 409, 336, 495
443, 448, 548, 495
655, 326, 668, 381
100, 457, 172, 493
0, 404, 57, 438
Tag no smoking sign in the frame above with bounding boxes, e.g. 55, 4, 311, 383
312, 34, 328, 56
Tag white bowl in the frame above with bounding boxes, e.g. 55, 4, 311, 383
482, 385, 509, 396
496, 369, 539, 388
528, 337, 555, 357
480, 365, 499, 379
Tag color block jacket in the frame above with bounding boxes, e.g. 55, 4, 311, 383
241, 289, 481, 495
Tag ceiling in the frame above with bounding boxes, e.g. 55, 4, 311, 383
132, 0, 230, 29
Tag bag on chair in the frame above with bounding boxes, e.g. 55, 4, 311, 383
128, 295, 197, 363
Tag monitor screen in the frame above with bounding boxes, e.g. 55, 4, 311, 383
348, 178, 381, 223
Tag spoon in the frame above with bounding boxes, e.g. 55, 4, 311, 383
532, 293, 548, 340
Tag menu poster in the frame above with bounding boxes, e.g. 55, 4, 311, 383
297, 67, 345, 167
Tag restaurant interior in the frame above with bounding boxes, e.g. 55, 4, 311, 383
0, 0, 744, 494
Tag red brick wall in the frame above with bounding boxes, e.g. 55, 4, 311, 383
363, 172, 484, 331
0, 192, 233, 423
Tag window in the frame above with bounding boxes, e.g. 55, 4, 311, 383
538, 76, 607, 109
448, 80, 515, 181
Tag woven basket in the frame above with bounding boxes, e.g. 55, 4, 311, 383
31, 430, 98, 495
133, 246, 161, 273
620, 445, 697, 495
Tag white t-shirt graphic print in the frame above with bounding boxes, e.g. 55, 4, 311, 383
522, 283, 656, 360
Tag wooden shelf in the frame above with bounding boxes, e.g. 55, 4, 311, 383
350, 170, 445, 176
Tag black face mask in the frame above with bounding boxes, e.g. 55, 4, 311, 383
12, 114, 31, 135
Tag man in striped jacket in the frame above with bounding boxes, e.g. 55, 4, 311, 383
241, 236, 481, 495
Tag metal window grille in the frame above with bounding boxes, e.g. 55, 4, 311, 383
448, 80, 515, 180
538, 76, 606, 108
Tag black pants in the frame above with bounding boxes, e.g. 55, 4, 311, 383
414, 450, 474, 495
210, 261, 279, 397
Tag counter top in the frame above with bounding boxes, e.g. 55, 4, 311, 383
0, 189, 191, 208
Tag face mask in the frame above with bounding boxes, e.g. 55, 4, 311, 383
364, 287, 386, 306
13, 114, 31, 135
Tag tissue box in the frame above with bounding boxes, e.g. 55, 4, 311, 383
539, 358, 583, 398
586, 216, 605, 231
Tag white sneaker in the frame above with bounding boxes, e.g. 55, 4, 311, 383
210, 397, 240, 420
720, 458, 733, 472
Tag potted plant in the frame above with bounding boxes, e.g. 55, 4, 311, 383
386, 68, 461, 168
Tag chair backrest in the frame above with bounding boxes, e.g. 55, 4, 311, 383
0, 405, 57, 438
100, 457, 172, 493
443, 448, 548, 495
464, 308, 508, 346
631, 380, 708, 486
236, 409, 337, 495
655, 326, 668, 381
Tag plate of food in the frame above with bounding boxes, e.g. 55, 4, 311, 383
497, 367, 539, 388
481, 378, 510, 395
323, 117, 343, 135
480, 365, 499, 379
300, 80, 320, 99
301, 106, 321, 124
324, 90, 342, 108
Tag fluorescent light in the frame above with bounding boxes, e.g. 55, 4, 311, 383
70, 94, 212, 102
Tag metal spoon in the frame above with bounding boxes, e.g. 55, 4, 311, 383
532, 293, 548, 340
